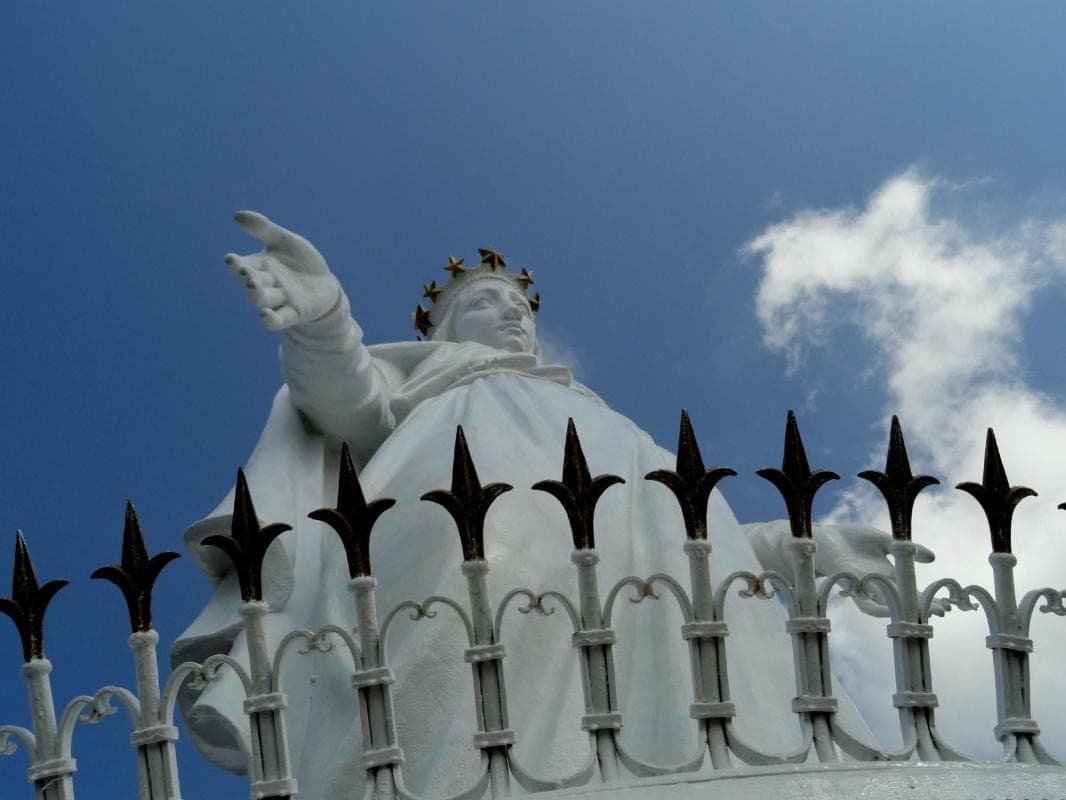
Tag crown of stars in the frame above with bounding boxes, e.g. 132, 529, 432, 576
412, 246, 542, 336
478, 247, 506, 270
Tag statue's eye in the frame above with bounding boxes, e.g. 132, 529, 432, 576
470, 297, 492, 310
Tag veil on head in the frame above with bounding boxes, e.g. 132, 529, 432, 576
428, 278, 542, 359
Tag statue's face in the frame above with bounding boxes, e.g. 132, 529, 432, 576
450, 281, 535, 353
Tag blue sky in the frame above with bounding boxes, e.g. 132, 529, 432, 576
3, 3, 1066, 796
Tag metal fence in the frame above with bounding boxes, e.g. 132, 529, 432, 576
2, 412, 1064, 799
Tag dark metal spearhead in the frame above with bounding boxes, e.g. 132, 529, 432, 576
0, 532, 69, 662
756, 410, 839, 539
646, 410, 736, 540
532, 418, 625, 550
956, 428, 1036, 554
421, 426, 513, 562
858, 416, 939, 541
309, 442, 396, 577
91, 502, 180, 632
201, 468, 293, 602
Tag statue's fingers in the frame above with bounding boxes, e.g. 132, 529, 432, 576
234, 210, 278, 242
233, 209, 319, 267
224, 252, 250, 276
251, 286, 286, 310
913, 543, 936, 564
259, 305, 300, 331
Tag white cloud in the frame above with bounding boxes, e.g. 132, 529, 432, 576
536, 324, 583, 376
746, 169, 1066, 758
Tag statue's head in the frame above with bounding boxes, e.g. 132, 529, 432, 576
413, 249, 541, 355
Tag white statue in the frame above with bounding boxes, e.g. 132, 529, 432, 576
173, 212, 925, 799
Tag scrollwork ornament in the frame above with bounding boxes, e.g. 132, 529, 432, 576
494, 589, 581, 641
712, 571, 765, 620
1020, 588, 1066, 632
0, 724, 35, 757
920, 578, 980, 620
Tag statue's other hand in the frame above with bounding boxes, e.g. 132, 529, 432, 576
224, 210, 342, 331
811, 523, 938, 617
741, 521, 940, 618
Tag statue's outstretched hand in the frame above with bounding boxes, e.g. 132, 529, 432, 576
741, 521, 940, 618
224, 210, 342, 331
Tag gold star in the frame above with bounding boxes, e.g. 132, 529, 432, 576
529, 292, 541, 313
423, 280, 443, 302
444, 256, 466, 277
478, 246, 506, 270
412, 304, 432, 336
516, 268, 535, 289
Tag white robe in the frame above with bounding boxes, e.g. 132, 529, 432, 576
172, 337, 870, 799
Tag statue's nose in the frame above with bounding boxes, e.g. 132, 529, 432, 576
502, 304, 521, 320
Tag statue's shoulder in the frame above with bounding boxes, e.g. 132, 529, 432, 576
365, 340, 443, 382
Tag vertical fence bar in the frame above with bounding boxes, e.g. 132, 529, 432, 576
128, 630, 182, 799
681, 540, 735, 769
349, 576, 402, 800
885, 540, 943, 761
571, 549, 622, 782
986, 552, 1041, 761
22, 659, 76, 800
461, 560, 513, 798
241, 600, 297, 800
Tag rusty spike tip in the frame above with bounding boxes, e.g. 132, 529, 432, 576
421, 426, 513, 562
782, 409, 812, 478
561, 418, 593, 490
0, 531, 69, 662
233, 467, 258, 529
122, 501, 149, 571
756, 410, 839, 539
645, 410, 735, 541
452, 426, 481, 499
309, 442, 396, 578
92, 501, 180, 632
983, 429, 1008, 493
676, 409, 705, 479
857, 416, 939, 542
955, 428, 1036, 555
200, 468, 293, 602
336, 442, 368, 513
532, 419, 624, 550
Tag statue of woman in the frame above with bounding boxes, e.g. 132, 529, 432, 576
173, 212, 907, 799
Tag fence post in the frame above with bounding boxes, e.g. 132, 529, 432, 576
199, 470, 297, 800
0, 533, 75, 800
757, 411, 840, 764
422, 427, 515, 797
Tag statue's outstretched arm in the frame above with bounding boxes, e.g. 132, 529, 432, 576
225, 211, 394, 457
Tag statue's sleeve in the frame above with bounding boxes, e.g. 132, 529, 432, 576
279, 293, 395, 462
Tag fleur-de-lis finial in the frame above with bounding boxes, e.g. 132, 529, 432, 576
756, 410, 839, 539
532, 419, 625, 550
309, 443, 396, 577
91, 502, 180, 632
201, 469, 293, 602
646, 410, 736, 540
0, 532, 68, 662
421, 427, 513, 561
956, 429, 1036, 554
858, 416, 939, 541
